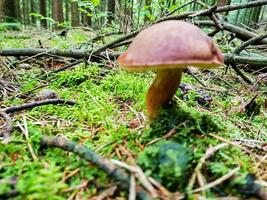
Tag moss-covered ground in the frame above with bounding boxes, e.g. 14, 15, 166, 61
0, 29, 266, 199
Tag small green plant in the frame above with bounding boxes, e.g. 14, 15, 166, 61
16, 163, 66, 200
138, 141, 192, 191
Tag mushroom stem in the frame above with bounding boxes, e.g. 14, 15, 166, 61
146, 69, 183, 119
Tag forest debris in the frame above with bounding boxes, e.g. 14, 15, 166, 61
2, 99, 76, 114
0, 80, 20, 99
0, 111, 13, 143
233, 32, 267, 54
146, 128, 177, 146
234, 139, 267, 152
192, 167, 240, 193
257, 73, 267, 84
62, 168, 81, 182
187, 143, 229, 193
208, 133, 262, 161
0, 99, 76, 143
36, 89, 59, 101
2, 47, 267, 70
197, 20, 267, 44
17, 116, 38, 161
41, 136, 151, 200
90, 185, 117, 200
129, 175, 136, 200
111, 159, 158, 198
62, 180, 88, 193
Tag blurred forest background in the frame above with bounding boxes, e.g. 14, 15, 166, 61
1, 0, 267, 31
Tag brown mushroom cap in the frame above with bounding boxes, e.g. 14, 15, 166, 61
118, 20, 224, 71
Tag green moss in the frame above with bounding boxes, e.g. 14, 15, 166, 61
138, 141, 192, 191
142, 103, 223, 142
1, 28, 266, 199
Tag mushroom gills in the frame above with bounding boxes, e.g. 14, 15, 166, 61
146, 68, 183, 118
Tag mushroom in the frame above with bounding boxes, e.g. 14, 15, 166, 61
117, 20, 224, 119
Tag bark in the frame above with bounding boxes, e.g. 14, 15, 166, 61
0, 0, 4, 22
81, 7, 91, 27
52, 0, 64, 29
1, 48, 267, 67
4, 0, 18, 22
71, 1, 80, 26
65, 1, 70, 22
40, 0, 47, 28
107, 0, 115, 24
23, 0, 30, 26
30, 0, 36, 25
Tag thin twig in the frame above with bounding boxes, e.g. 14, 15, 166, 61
93, 185, 117, 200
146, 129, 176, 146
111, 159, 158, 198
17, 117, 38, 161
187, 143, 229, 192
62, 168, 81, 182
2, 99, 76, 114
192, 167, 240, 193
62, 180, 88, 193
129, 175, 136, 200
208, 133, 262, 160
40, 59, 83, 78
165, 0, 197, 16
148, 177, 171, 197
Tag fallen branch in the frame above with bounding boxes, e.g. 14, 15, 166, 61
233, 32, 267, 54
2, 99, 76, 114
41, 135, 150, 200
0, 99, 76, 143
224, 54, 267, 66
0, 48, 96, 59
197, 20, 267, 44
2, 48, 267, 67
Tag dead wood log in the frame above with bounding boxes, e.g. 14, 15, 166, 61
197, 20, 267, 45
1, 48, 267, 67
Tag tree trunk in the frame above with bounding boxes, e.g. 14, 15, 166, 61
0, 0, 4, 22
16, 0, 22, 22
65, 1, 70, 22
82, 11, 91, 27
30, 0, 36, 25
4, 0, 18, 22
52, 0, 64, 29
23, 0, 30, 26
107, 0, 115, 24
40, 0, 47, 28
71, 1, 80, 26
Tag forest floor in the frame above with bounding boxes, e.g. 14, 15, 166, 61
0, 28, 267, 200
